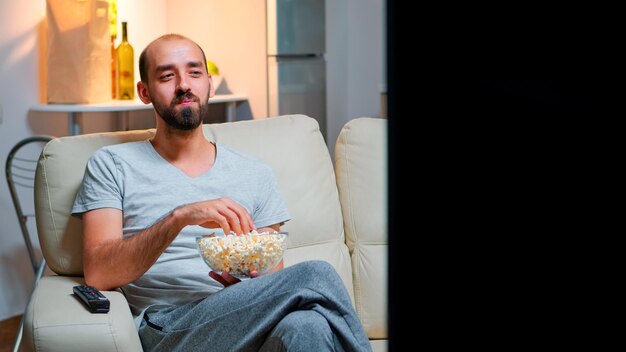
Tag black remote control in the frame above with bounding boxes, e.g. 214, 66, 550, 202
73, 285, 110, 313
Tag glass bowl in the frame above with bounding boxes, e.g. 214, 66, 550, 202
196, 231, 288, 278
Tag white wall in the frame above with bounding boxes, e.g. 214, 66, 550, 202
0, 0, 47, 322
165, 0, 267, 120
0, 0, 167, 322
0, 0, 384, 321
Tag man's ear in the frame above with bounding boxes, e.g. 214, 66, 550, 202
137, 81, 151, 104
208, 74, 215, 98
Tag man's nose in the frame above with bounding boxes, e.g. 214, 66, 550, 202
176, 75, 190, 92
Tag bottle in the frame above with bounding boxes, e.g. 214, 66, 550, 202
111, 38, 117, 99
116, 21, 134, 100
109, 0, 118, 99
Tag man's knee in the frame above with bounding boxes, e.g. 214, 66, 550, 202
290, 260, 337, 280
268, 311, 333, 350
282, 260, 350, 302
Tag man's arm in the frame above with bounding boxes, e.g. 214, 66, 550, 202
82, 208, 183, 290
82, 197, 256, 291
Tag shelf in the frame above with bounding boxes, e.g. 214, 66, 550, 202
31, 94, 247, 135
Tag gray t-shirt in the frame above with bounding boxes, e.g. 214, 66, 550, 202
72, 140, 290, 323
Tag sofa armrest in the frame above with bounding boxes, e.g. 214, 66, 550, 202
335, 117, 387, 340
23, 276, 143, 352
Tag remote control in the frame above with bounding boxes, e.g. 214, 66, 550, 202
73, 285, 110, 313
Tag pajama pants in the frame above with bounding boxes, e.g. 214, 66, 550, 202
138, 260, 372, 352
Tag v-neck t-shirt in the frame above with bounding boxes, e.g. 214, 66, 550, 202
72, 140, 290, 320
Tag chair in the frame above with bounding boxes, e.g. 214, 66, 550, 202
5, 135, 54, 352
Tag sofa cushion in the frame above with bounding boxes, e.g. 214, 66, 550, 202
334, 117, 387, 339
35, 130, 156, 275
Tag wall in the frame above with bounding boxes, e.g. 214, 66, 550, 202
0, 0, 46, 322
166, 0, 385, 155
0, 0, 384, 321
0, 0, 167, 321
165, 0, 267, 120
327, 0, 385, 155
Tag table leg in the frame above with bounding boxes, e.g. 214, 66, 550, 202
225, 102, 237, 122
68, 112, 80, 135
117, 111, 130, 131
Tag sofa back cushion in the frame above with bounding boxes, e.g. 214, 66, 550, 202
334, 117, 387, 339
35, 115, 354, 298
35, 129, 156, 275
205, 115, 353, 297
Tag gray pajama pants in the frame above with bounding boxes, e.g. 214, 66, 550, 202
138, 260, 372, 352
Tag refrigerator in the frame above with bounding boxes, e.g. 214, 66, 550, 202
267, 0, 327, 140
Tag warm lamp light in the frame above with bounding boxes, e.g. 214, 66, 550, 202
45, 0, 112, 103
46, 0, 108, 31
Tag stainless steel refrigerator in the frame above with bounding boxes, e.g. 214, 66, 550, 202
267, 0, 327, 140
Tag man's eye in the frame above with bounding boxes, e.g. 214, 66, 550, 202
160, 73, 173, 80
191, 71, 201, 76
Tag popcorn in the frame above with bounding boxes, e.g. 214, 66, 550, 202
197, 230, 288, 278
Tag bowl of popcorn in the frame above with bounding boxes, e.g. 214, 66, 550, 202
196, 230, 288, 278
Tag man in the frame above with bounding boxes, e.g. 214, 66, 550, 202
72, 34, 371, 352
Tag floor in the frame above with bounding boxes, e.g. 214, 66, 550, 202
0, 315, 20, 352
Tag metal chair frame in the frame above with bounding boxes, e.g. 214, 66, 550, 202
5, 135, 54, 352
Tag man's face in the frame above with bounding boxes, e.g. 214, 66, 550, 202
141, 38, 213, 130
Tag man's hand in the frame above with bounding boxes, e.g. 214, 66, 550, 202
174, 197, 255, 235
208, 259, 284, 287
209, 271, 243, 287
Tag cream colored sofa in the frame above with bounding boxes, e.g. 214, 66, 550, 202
24, 114, 387, 351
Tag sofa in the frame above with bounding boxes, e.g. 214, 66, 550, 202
23, 114, 387, 351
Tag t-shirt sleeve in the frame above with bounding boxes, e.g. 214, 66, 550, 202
253, 166, 290, 228
72, 148, 123, 216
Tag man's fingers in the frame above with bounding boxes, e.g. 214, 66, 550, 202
209, 271, 230, 287
209, 271, 241, 287
221, 271, 241, 284
235, 208, 254, 235
220, 198, 255, 235
193, 197, 255, 235
209, 271, 227, 286
215, 205, 244, 235
244, 212, 255, 234
215, 216, 231, 236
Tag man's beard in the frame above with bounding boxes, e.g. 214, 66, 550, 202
153, 91, 209, 131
